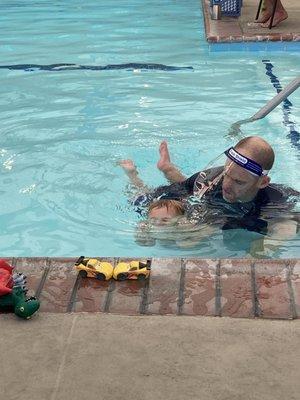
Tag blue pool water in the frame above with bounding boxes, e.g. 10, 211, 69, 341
0, 0, 299, 257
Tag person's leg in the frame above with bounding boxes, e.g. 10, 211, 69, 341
157, 141, 187, 183
119, 159, 148, 189
255, 0, 272, 23
261, 0, 288, 28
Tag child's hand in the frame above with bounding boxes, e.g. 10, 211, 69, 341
119, 159, 137, 173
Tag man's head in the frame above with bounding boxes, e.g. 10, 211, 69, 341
222, 136, 275, 203
148, 199, 185, 225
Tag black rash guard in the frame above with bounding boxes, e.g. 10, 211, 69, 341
149, 168, 299, 234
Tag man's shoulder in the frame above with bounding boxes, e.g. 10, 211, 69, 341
259, 183, 300, 203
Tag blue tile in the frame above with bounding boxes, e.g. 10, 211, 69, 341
209, 43, 230, 52
208, 40, 300, 53
285, 42, 300, 52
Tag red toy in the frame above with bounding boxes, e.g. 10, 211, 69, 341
0, 259, 14, 296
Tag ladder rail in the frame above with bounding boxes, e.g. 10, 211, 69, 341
228, 76, 300, 136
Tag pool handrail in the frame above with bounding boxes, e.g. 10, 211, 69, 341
229, 76, 300, 136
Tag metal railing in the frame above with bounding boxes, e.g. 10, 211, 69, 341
229, 76, 300, 136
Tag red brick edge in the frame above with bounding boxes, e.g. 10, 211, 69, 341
1, 257, 299, 320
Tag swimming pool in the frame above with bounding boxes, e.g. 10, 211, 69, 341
0, 0, 299, 257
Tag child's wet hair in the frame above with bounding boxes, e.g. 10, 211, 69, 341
148, 199, 185, 216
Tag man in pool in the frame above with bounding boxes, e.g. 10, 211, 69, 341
155, 136, 299, 255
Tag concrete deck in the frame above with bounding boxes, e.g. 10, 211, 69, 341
1, 313, 299, 400
202, 0, 300, 43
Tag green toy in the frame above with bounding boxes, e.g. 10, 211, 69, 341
0, 259, 40, 319
0, 286, 40, 319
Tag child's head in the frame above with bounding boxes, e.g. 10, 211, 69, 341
148, 199, 185, 225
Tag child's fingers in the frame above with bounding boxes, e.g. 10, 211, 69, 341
117, 159, 132, 167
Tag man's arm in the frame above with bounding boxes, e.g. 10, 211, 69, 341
249, 218, 298, 257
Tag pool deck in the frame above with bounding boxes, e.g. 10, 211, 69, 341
1, 257, 300, 400
202, 0, 300, 43
1, 313, 299, 400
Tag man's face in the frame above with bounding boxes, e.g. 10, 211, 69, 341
221, 161, 261, 203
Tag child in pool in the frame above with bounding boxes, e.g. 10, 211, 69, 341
119, 159, 185, 225
119, 159, 215, 247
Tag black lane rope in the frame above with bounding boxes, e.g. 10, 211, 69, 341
0, 62, 193, 72
262, 59, 300, 152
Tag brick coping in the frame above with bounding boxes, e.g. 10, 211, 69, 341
202, 0, 300, 43
2, 257, 299, 320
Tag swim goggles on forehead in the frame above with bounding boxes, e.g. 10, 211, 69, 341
224, 147, 269, 177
